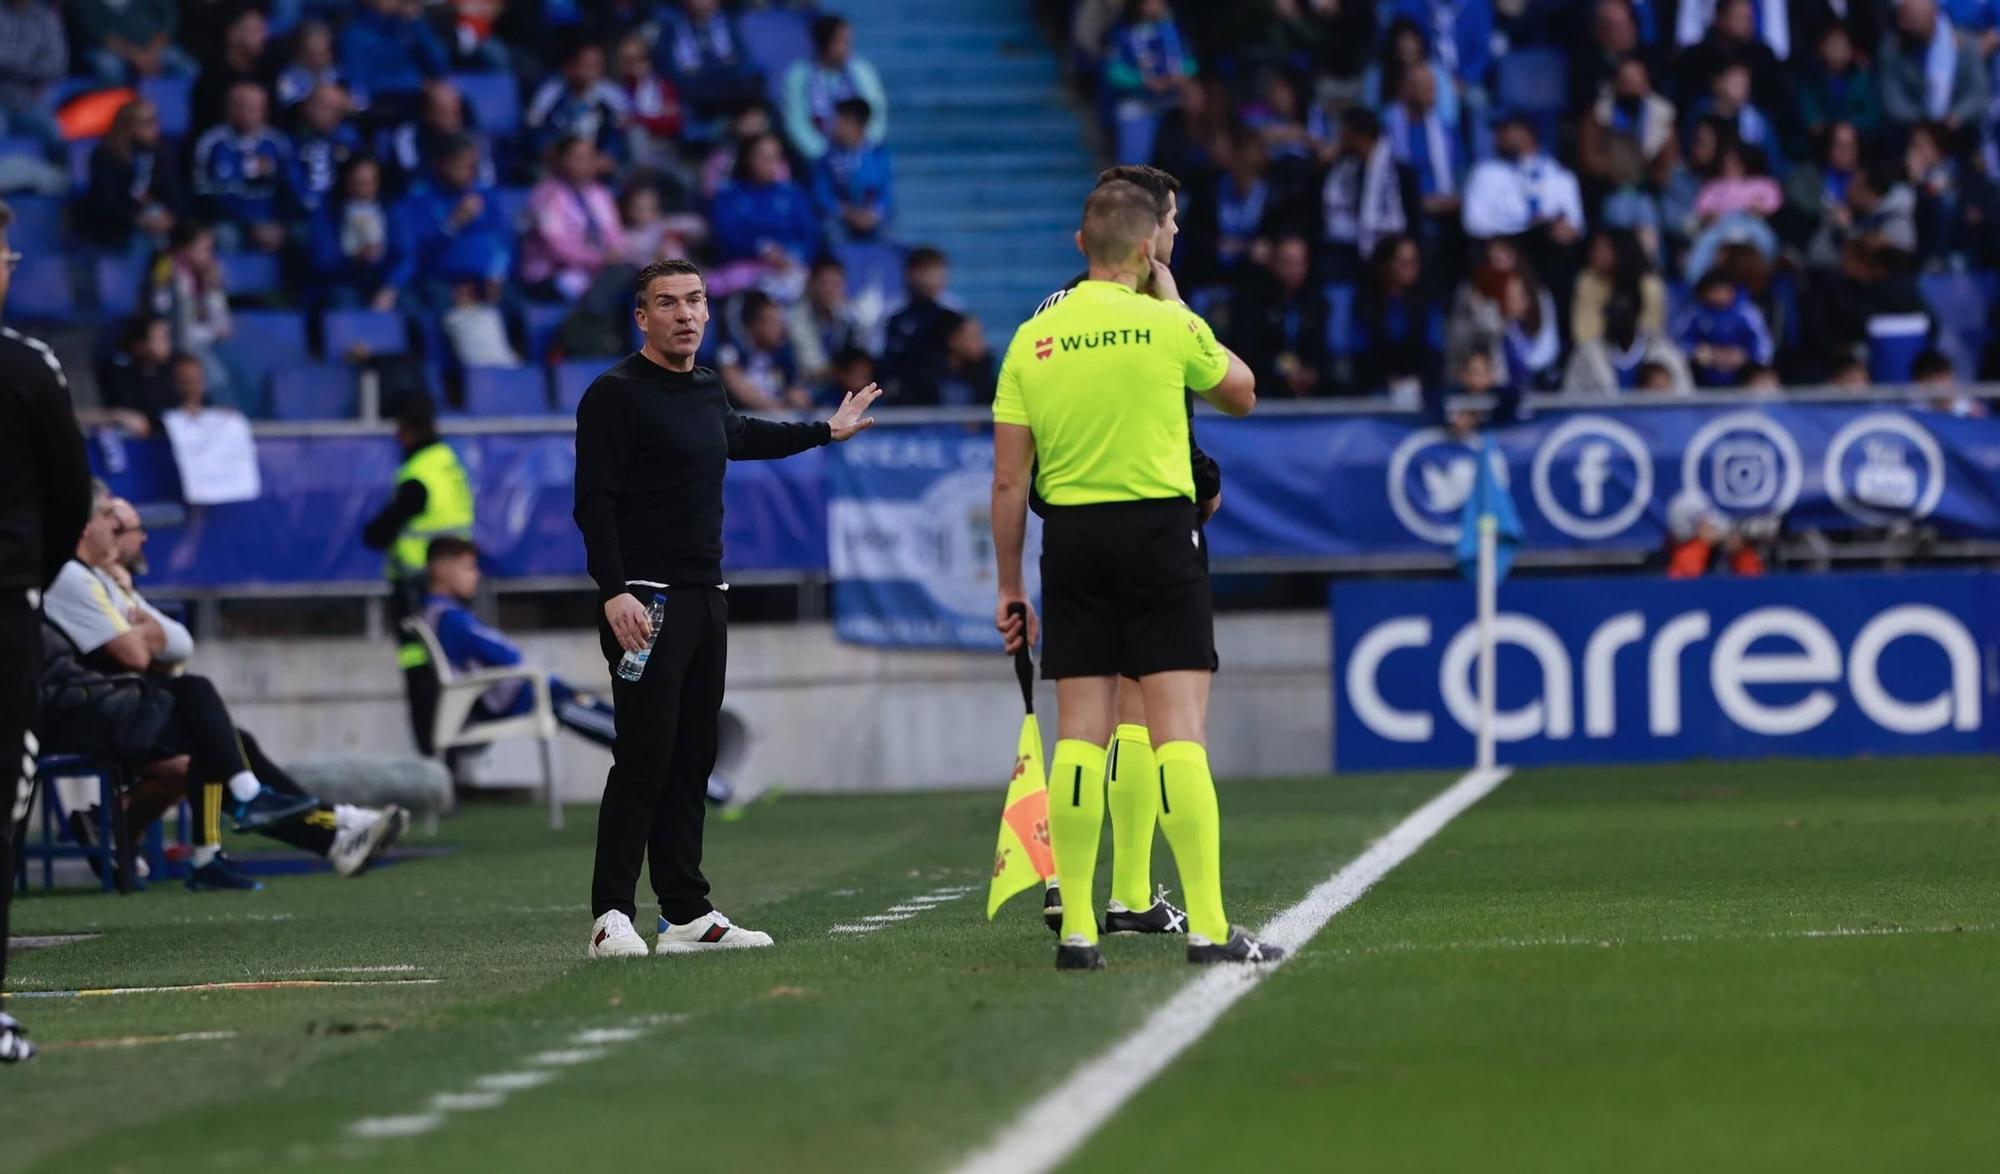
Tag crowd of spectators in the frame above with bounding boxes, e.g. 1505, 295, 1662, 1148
0, 0, 1004, 424
1065, 0, 2000, 418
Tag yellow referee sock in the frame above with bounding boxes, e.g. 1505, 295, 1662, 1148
1047, 739, 1107, 944
1105, 723, 1157, 911
1156, 741, 1228, 941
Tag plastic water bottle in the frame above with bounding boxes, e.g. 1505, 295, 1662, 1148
615, 594, 667, 682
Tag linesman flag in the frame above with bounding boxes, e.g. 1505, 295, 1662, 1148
987, 603, 1055, 918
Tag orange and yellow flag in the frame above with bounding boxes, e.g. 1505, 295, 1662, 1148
987, 710, 1054, 918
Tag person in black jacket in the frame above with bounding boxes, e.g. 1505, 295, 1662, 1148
0, 199, 94, 1063
575, 258, 880, 959
78, 97, 187, 250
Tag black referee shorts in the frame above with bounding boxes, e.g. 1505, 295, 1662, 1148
1039, 499, 1216, 681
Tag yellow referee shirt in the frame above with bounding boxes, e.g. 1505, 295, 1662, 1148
992, 281, 1231, 506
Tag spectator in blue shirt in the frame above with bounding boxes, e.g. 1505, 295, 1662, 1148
291, 83, 362, 218
811, 98, 894, 241
308, 156, 401, 312
782, 13, 889, 159
275, 20, 341, 112
421, 538, 624, 754
526, 39, 629, 165
1675, 269, 1774, 386
658, 0, 765, 126
717, 291, 807, 410
1392, 0, 1495, 148
710, 131, 820, 282
192, 82, 293, 252
1105, 0, 1198, 164
339, 0, 448, 116
391, 135, 513, 306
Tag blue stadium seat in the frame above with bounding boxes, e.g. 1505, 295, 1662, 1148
6, 194, 61, 245
220, 251, 282, 298
95, 253, 143, 315
452, 72, 521, 138
7, 256, 73, 320
68, 137, 95, 189
739, 10, 813, 105
269, 364, 358, 420
836, 242, 906, 303
323, 308, 408, 358
1324, 283, 1357, 357
463, 366, 552, 416
553, 359, 599, 412
521, 301, 569, 362
0, 135, 45, 160
139, 76, 193, 140
220, 310, 310, 408
1495, 47, 1568, 142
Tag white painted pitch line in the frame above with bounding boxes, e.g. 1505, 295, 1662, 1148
527, 1048, 609, 1067
349, 1115, 443, 1140
275, 965, 426, 975
830, 888, 972, 937
1328, 922, 1998, 957
829, 924, 878, 934
572, 1027, 645, 1045
474, 1071, 556, 1093
948, 767, 1513, 1174
428, 1092, 505, 1112
862, 913, 918, 923
49, 1029, 239, 1052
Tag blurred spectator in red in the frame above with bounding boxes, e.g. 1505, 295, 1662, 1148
293, 83, 363, 218
0, 0, 67, 153
811, 97, 894, 242
339, 0, 448, 116
523, 135, 626, 302
614, 32, 684, 171
1105, 0, 1197, 165
709, 131, 818, 299
1879, 0, 1988, 130
191, 7, 274, 134
308, 156, 401, 311
788, 256, 864, 388
276, 20, 343, 113
1665, 490, 1767, 577
1793, 23, 1881, 143
528, 40, 628, 167
718, 291, 806, 411
1228, 233, 1328, 397
784, 13, 888, 160
80, 98, 185, 250
75, 0, 197, 83
1354, 233, 1443, 399
192, 82, 292, 253
659, 0, 766, 127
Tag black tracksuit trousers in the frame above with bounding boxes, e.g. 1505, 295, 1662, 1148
588, 587, 727, 925
2, 601, 37, 993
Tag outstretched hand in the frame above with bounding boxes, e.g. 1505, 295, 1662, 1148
827, 383, 883, 442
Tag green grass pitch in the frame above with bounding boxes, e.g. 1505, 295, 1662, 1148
3, 758, 1997, 1173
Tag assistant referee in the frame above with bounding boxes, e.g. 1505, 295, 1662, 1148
991, 180, 1281, 970
574, 258, 879, 959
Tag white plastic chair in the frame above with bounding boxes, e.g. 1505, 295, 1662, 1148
403, 617, 563, 830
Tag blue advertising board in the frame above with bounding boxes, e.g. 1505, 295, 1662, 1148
1332, 572, 1999, 771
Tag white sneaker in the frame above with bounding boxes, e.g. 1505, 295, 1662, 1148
588, 911, 649, 959
328, 806, 405, 878
654, 910, 774, 954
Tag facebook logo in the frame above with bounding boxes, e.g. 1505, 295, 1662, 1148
1529, 416, 1653, 541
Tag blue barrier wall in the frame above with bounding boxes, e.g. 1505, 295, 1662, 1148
1332, 572, 1999, 772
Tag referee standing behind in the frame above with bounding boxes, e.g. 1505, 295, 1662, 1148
575, 259, 880, 959
991, 181, 1279, 970
0, 199, 95, 1059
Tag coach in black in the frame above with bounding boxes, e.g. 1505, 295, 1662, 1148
0, 199, 95, 1060
576, 259, 879, 959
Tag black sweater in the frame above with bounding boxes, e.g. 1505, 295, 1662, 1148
573, 352, 830, 598
0, 327, 92, 595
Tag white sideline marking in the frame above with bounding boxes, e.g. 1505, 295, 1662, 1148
349, 1115, 443, 1140
572, 1027, 645, 1045
277, 965, 425, 975
830, 888, 970, 937
1328, 921, 1998, 957
50, 1029, 238, 1052
527, 1048, 608, 1067
474, 1071, 555, 1093
948, 767, 1512, 1174
829, 924, 876, 934
429, 1092, 505, 1112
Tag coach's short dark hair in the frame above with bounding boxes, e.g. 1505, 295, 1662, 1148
1080, 179, 1159, 266
427, 536, 479, 565
1094, 164, 1179, 221
635, 258, 704, 305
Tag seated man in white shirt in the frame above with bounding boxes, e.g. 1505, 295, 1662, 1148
1462, 111, 1587, 308
43, 492, 407, 882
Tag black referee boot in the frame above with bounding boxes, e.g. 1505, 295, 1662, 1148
1103, 886, 1189, 935
1055, 934, 1105, 971
1187, 927, 1286, 965
1042, 884, 1062, 933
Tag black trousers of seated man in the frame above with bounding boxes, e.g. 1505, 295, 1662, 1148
589, 587, 727, 925
148, 676, 336, 857
2, 602, 40, 995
